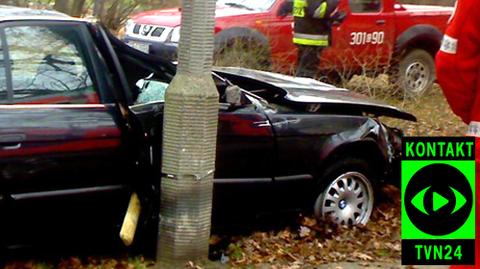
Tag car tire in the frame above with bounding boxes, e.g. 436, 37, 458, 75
394, 49, 436, 98
314, 158, 376, 226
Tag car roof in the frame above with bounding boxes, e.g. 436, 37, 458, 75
0, 5, 81, 22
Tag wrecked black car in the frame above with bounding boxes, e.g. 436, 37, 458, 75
0, 12, 415, 252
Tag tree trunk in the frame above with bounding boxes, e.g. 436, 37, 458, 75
157, 0, 218, 266
0, 0, 27, 7
53, 0, 71, 14
70, 0, 86, 17
93, 0, 105, 17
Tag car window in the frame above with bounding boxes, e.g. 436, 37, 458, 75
349, 0, 381, 13
0, 36, 6, 98
133, 74, 234, 105
136, 79, 168, 104
3, 25, 99, 104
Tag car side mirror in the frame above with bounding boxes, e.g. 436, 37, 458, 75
224, 85, 243, 106
276, 0, 292, 18
331, 10, 347, 25
223, 85, 251, 109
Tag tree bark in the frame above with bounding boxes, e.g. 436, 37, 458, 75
53, 0, 71, 14
93, 0, 105, 17
157, 0, 218, 265
0, 0, 27, 7
70, 0, 86, 17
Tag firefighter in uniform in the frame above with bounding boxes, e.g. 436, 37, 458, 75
436, 0, 480, 267
278, 0, 344, 78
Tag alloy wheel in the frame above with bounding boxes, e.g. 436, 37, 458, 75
315, 172, 374, 226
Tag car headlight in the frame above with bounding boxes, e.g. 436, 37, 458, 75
170, 26, 181, 43
125, 19, 135, 33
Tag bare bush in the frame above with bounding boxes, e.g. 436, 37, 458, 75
92, 0, 180, 31
214, 40, 271, 71
0, 0, 180, 32
212, 40, 430, 103
0, 0, 54, 8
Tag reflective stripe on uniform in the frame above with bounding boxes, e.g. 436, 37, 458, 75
293, 37, 329, 46
313, 2, 328, 18
467, 121, 480, 137
294, 33, 329, 40
293, 33, 329, 46
293, 0, 307, 17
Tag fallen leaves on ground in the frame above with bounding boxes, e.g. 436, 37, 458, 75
3, 256, 153, 269
217, 186, 402, 268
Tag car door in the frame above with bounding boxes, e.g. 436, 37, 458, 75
213, 99, 276, 219
323, 0, 395, 71
0, 32, 7, 246
260, 0, 297, 71
0, 21, 137, 248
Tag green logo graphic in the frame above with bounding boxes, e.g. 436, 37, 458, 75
411, 186, 468, 215
402, 161, 475, 239
451, 187, 467, 214
432, 191, 449, 212
411, 186, 430, 215
401, 137, 476, 265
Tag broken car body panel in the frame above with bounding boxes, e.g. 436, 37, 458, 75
214, 67, 417, 122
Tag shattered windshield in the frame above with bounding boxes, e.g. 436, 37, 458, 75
216, 0, 276, 11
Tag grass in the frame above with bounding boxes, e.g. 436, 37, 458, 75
381, 84, 466, 137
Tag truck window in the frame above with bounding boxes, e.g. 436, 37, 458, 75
3, 25, 99, 104
349, 0, 381, 13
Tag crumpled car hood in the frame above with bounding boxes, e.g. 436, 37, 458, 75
214, 67, 417, 122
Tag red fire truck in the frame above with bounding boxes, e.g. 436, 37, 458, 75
124, 0, 453, 95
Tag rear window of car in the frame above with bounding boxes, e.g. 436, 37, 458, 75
349, 0, 382, 13
0, 24, 99, 104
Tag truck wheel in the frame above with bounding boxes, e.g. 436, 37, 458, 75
314, 158, 376, 226
214, 38, 271, 70
396, 49, 435, 97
